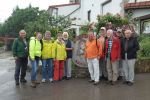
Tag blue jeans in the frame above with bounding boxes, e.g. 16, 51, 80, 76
30, 59, 39, 81
42, 58, 53, 79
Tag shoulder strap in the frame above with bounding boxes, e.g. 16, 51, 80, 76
15, 38, 19, 52
40, 40, 43, 51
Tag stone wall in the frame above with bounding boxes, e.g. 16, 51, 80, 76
135, 59, 150, 73
72, 59, 150, 78
27, 59, 150, 78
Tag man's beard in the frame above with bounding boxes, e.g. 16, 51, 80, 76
63, 37, 68, 40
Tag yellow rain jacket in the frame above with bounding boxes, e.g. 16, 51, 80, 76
53, 40, 66, 60
29, 37, 41, 60
41, 39, 54, 59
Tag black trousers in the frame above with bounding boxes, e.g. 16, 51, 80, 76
14, 57, 28, 81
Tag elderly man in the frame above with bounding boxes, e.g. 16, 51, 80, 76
12, 30, 28, 85
85, 31, 102, 85
63, 32, 73, 80
121, 30, 139, 86
98, 27, 108, 80
105, 29, 121, 85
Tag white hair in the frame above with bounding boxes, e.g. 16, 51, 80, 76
107, 29, 113, 35
19, 30, 26, 34
63, 32, 69, 36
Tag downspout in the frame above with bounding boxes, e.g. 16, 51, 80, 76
101, 0, 112, 15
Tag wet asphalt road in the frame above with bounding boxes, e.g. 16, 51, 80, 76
0, 52, 150, 100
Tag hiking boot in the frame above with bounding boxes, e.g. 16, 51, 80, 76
35, 80, 40, 84
41, 79, 46, 83
106, 81, 112, 84
66, 77, 71, 80
16, 80, 19, 86
20, 79, 27, 83
89, 80, 94, 83
111, 81, 116, 85
30, 82, 36, 88
94, 81, 99, 85
123, 81, 129, 85
49, 78, 53, 83
127, 82, 133, 86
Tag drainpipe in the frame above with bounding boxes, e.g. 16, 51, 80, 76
101, 0, 112, 15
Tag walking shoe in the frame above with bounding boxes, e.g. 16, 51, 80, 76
118, 76, 123, 80
111, 81, 116, 85
94, 81, 99, 85
16, 80, 19, 86
20, 79, 27, 83
123, 81, 129, 85
41, 79, 46, 83
30, 82, 36, 88
35, 80, 40, 84
63, 76, 67, 80
66, 77, 71, 80
49, 78, 53, 83
127, 82, 133, 86
88, 80, 94, 83
106, 81, 112, 84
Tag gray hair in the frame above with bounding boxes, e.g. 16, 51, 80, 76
107, 29, 113, 35
19, 30, 26, 34
45, 31, 51, 34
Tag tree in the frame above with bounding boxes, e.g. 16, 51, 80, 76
0, 5, 71, 38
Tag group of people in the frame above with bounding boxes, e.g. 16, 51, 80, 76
85, 26, 139, 86
12, 30, 73, 88
12, 25, 139, 88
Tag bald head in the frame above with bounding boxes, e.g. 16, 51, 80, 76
88, 31, 95, 41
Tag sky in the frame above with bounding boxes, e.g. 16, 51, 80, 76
0, 0, 69, 23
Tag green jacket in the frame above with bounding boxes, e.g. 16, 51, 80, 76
12, 37, 28, 57
29, 37, 42, 60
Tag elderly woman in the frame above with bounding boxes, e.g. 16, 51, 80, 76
53, 32, 67, 81
29, 32, 42, 88
121, 30, 139, 86
41, 31, 54, 83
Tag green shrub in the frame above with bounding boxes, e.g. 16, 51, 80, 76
0, 42, 4, 47
138, 34, 150, 59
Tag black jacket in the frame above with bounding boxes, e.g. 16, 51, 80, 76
121, 37, 139, 59
64, 39, 73, 58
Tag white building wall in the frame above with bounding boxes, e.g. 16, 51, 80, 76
128, 0, 135, 3
129, 0, 150, 3
79, 0, 102, 24
57, 5, 80, 16
132, 9, 150, 18
103, 0, 123, 15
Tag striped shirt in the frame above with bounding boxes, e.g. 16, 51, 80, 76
107, 39, 113, 59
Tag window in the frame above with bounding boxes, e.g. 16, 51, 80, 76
142, 19, 150, 34
136, 0, 150, 2
87, 10, 91, 22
